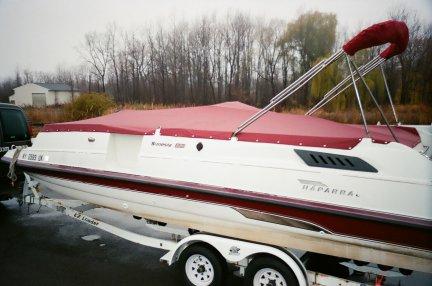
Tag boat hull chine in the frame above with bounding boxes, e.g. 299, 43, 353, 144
16, 156, 431, 273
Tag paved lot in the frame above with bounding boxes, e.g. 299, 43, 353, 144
0, 199, 241, 286
1, 199, 431, 286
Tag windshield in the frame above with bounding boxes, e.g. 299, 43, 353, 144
0, 108, 30, 142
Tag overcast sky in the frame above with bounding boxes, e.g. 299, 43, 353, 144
0, 0, 431, 79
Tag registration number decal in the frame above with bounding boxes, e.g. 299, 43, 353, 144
27, 154, 37, 161
25, 153, 45, 162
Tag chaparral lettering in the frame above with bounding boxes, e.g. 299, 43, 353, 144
299, 180, 359, 198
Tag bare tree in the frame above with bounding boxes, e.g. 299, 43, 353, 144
3, 10, 429, 112
256, 20, 283, 105
389, 7, 423, 104
80, 31, 112, 92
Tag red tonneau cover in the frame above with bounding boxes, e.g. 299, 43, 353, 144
43, 102, 420, 149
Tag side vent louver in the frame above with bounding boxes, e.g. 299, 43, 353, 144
295, 149, 377, 173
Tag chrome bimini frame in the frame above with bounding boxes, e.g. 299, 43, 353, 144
232, 20, 408, 142
306, 56, 384, 116
306, 56, 399, 125
232, 50, 345, 137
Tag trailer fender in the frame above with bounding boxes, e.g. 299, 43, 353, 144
160, 233, 308, 286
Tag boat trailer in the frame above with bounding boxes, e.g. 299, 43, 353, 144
22, 174, 404, 286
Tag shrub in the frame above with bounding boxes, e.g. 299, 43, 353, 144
65, 93, 114, 120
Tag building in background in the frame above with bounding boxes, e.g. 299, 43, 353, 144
9, 83, 80, 107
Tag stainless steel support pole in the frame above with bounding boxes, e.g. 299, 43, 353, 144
346, 54, 369, 137
350, 58, 398, 142
232, 50, 344, 137
306, 57, 380, 115
270, 58, 327, 103
271, 50, 346, 104
380, 64, 399, 123
307, 57, 385, 116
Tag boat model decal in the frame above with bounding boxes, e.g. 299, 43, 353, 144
151, 141, 186, 149
298, 179, 360, 198
151, 141, 172, 148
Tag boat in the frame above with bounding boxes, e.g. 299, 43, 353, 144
3, 20, 432, 273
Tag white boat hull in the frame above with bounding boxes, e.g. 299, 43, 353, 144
28, 171, 432, 273
3, 127, 431, 272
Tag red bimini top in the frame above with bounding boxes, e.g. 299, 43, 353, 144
43, 102, 420, 150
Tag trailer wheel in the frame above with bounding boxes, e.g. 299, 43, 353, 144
179, 244, 226, 286
244, 256, 299, 286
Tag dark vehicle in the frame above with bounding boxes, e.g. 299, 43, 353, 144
0, 103, 32, 201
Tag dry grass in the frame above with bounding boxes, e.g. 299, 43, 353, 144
24, 106, 69, 125
285, 104, 432, 125
24, 103, 431, 136
117, 103, 190, 110
104, 103, 191, 114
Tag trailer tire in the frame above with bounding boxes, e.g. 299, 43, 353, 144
179, 244, 226, 286
244, 256, 299, 286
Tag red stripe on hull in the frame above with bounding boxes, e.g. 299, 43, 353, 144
19, 162, 432, 252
